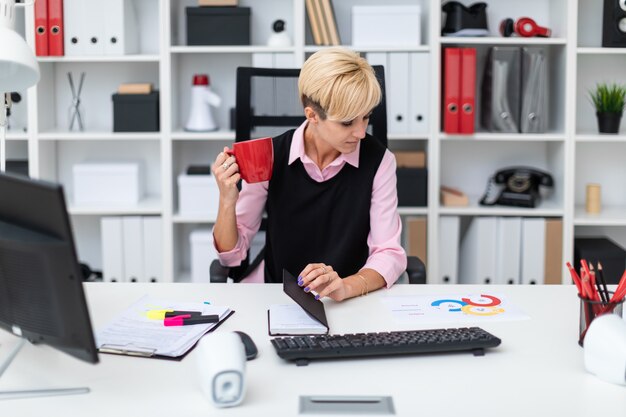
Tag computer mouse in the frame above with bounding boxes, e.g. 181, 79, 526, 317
234, 331, 258, 360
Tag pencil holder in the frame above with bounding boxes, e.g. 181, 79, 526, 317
578, 292, 624, 347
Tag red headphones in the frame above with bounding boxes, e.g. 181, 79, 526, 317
499, 17, 552, 38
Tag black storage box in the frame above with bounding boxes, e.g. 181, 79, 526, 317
186, 7, 251, 46
397, 168, 428, 207
112, 91, 160, 132
574, 237, 626, 285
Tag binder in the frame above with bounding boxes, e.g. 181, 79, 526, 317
495, 217, 522, 285
520, 47, 548, 133
101, 217, 124, 283
520, 218, 546, 285
443, 48, 461, 133
388, 52, 410, 134
142, 217, 162, 283
83, 0, 106, 55
48, 0, 64, 56
63, 0, 84, 56
104, 0, 139, 55
480, 47, 521, 133
409, 53, 430, 134
34, 0, 48, 56
459, 217, 497, 284
438, 216, 460, 284
459, 48, 476, 134
122, 216, 144, 283
543, 219, 563, 284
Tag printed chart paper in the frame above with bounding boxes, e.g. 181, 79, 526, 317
380, 293, 529, 324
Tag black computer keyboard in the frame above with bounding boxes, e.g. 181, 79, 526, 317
271, 327, 501, 366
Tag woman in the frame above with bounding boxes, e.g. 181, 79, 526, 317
212, 47, 406, 301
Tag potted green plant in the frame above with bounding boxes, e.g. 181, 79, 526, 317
589, 83, 626, 134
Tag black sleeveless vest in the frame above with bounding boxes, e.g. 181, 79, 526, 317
263, 129, 386, 283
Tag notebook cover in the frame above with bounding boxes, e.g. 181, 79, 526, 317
282, 269, 329, 331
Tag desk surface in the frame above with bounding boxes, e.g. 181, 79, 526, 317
0, 283, 624, 416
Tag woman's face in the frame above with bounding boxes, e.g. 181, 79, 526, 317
316, 111, 372, 154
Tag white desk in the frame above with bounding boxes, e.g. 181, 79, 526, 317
0, 283, 624, 416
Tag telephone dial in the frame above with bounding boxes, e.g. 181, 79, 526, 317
480, 167, 553, 208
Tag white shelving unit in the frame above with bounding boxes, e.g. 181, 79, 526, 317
5, 0, 625, 284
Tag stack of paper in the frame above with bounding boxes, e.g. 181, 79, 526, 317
95, 296, 232, 358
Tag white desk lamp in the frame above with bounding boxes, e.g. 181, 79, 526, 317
0, 0, 40, 172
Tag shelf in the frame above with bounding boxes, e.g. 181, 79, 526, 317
170, 46, 296, 54
389, 133, 429, 141
439, 197, 564, 217
576, 133, 626, 142
574, 206, 626, 226
39, 131, 161, 141
68, 196, 162, 215
38, 55, 161, 63
577, 47, 626, 55
5, 132, 28, 140
173, 213, 216, 224
440, 132, 565, 142
304, 45, 430, 53
171, 130, 235, 141
397, 207, 428, 216
440, 37, 567, 46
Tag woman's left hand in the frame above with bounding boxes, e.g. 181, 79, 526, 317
298, 263, 348, 302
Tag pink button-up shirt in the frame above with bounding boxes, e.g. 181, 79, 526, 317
215, 121, 406, 287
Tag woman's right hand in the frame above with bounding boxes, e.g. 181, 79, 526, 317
212, 147, 241, 206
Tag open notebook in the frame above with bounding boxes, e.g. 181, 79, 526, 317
268, 269, 329, 335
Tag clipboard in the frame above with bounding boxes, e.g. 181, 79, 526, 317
99, 310, 235, 361
276, 269, 329, 334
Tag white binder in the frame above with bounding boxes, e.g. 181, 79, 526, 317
101, 217, 124, 282
438, 216, 460, 284
459, 217, 498, 284
495, 217, 522, 285
64, 0, 86, 56
82, 0, 106, 55
142, 217, 162, 283
521, 218, 546, 285
104, 0, 139, 55
388, 52, 410, 134
122, 216, 144, 283
409, 53, 430, 134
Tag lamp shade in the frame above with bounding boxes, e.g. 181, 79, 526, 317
0, 26, 40, 92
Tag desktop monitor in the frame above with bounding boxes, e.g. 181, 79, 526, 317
0, 172, 98, 365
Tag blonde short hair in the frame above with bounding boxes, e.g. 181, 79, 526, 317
298, 47, 381, 122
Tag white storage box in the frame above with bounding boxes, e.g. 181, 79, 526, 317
352, 6, 421, 47
178, 174, 219, 218
73, 162, 144, 205
191, 229, 219, 283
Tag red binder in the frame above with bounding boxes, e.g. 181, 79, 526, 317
48, 0, 65, 56
34, 0, 48, 56
443, 48, 461, 134
460, 48, 477, 134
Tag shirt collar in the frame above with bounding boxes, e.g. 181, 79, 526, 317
288, 120, 361, 168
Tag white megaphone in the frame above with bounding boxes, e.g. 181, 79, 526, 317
185, 74, 222, 132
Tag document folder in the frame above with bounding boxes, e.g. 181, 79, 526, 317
443, 48, 461, 133
34, 0, 48, 56
460, 48, 476, 134
283, 269, 329, 333
48, 0, 64, 56
520, 47, 548, 133
481, 47, 521, 133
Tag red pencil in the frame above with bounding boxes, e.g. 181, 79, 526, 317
566, 262, 583, 294
610, 269, 626, 303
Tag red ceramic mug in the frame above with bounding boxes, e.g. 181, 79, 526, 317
226, 137, 273, 183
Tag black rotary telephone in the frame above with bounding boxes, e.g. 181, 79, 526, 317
480, 167, 554, 208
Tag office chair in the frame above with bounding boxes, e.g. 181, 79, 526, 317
210, 66, 426, 284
